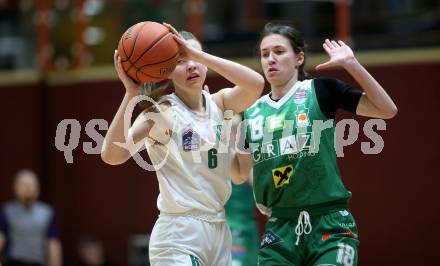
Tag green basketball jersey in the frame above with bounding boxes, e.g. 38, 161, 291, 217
243, 79, 351, 216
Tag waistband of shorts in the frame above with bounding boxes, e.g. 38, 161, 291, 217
270, 199, 349, 219
159, 210, 226, 222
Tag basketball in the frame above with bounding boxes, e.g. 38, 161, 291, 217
117, 21, 180, 83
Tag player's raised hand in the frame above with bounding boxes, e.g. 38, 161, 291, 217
315, 39, 356, 71
114, 50, 140, 95
163, 22, 200, 61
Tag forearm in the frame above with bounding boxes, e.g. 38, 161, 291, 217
247, 169, 254, 187
193, 50, 264, 93
344, 58, 397, 117
47, 239, 62, 266
101, 92, 138, 164
231, 152, 253, 184
231, 152, 246, 184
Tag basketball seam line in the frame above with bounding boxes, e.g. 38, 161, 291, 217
121, 38, 129, 61
137, 50, 179, 68
126, 23, 141, 59
135, 51, 179, 81
122, 59, 169, 81
120, 60, 154, 82
126, 30, 171, 73
121, 23, 139, 61
121, 38, 130, 60
123, 49, 178, 78
120, 60, 158, 82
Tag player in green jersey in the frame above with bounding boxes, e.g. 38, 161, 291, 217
232, 23, 398, 266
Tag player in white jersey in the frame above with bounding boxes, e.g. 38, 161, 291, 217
101, 23, 265, 266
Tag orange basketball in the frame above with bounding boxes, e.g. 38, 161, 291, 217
117, 21, 180, 83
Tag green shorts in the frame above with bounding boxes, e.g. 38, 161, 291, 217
258, 209, 359, 266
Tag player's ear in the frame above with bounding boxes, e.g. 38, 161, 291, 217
296, 51, 305, 66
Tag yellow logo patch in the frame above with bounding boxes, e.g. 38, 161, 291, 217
272, 165, 293, 188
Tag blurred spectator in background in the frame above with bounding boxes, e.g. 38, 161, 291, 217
78, 236, 112, 266
0, 169, 62, 266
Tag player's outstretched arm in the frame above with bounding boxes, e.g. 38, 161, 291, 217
316, 39, 398, 119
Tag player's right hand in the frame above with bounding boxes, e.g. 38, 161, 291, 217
114, 49, 140, 95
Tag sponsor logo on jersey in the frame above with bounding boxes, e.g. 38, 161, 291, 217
213, 124, 226, 142
260, 230, 283, 249
295, 106, 310, 128
272, 164, 293, 188
252, 133, 315, 164
293, 87, 308, 104
182, 129, 200, 151
267, 114, 286, 132
296, 112, 309, 127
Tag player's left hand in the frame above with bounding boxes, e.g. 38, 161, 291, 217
315, 39, 357, 70
163, 22, 199, 61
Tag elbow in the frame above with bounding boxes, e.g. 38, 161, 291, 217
240, 74, 264, 102
100, 152, 114, 165
230, 152, 252, 185
230, 167, 248, 185
100, 151, 125, 166
231, 168, 251, 185
255, 74, 265, 93
100, 142, 125, 165
383, 106, 398, 119
231, 176, 247, 185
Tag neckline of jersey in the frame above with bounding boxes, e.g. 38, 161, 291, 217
171, 90, 210, 118
265, 80, 304, 109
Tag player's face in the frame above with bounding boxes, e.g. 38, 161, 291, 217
170, 39, 207, 91
260, 34, 304, 88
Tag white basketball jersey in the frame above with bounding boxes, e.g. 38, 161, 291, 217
146, 90, 232, 217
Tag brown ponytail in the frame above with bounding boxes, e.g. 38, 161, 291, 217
138, 80, 172, 111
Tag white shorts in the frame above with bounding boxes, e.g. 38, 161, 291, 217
149, 214, 232, 266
